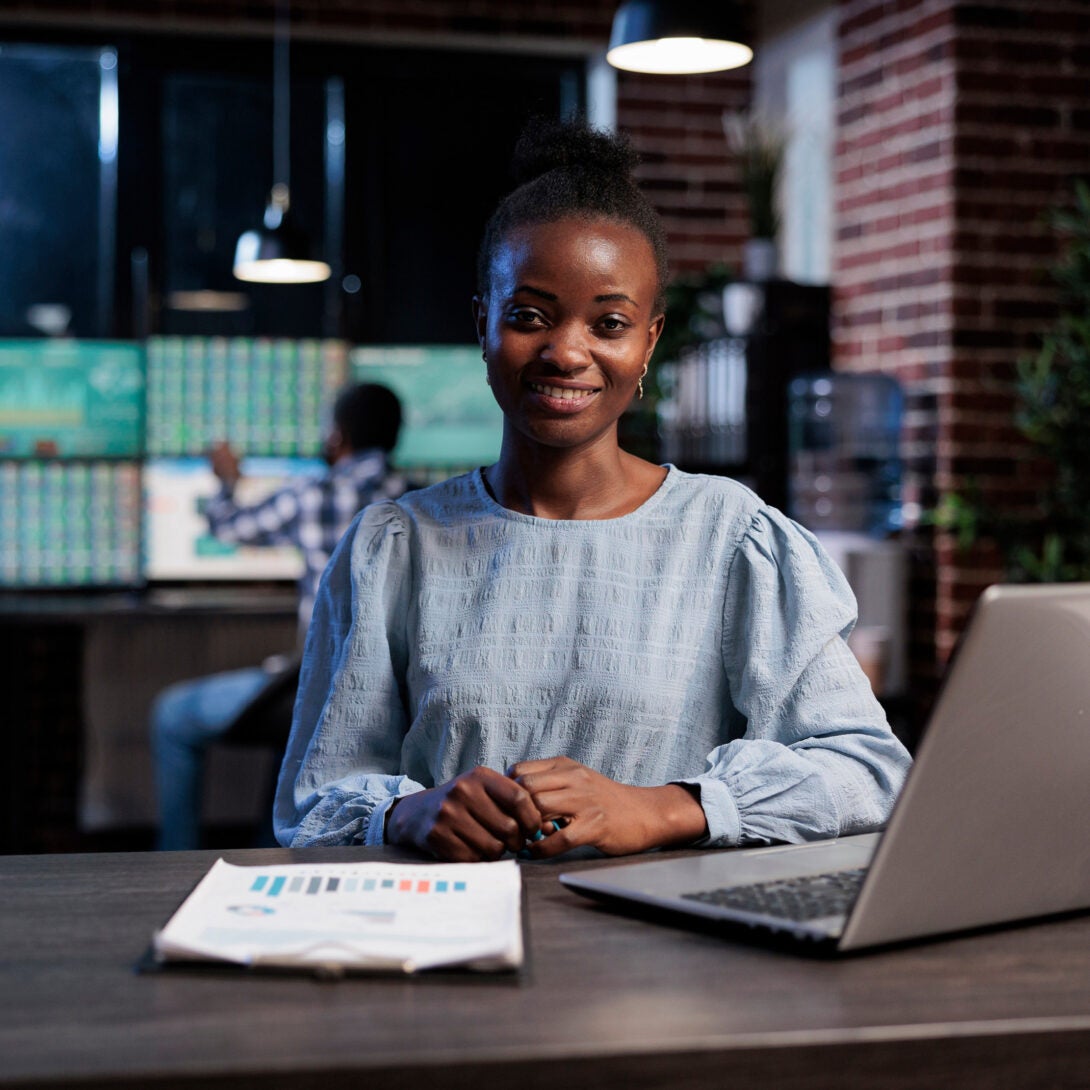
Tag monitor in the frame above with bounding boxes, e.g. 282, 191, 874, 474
0, 339, 144, 458
0, 460, 142, 588
350, 345, 503, 470
143, 456, 326, 582
145, 337, 349, 457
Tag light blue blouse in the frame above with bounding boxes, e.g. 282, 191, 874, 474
274, 467, 911, 850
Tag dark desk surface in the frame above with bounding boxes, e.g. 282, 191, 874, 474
3, 847, 1090, 1090
0, 586, 298, 621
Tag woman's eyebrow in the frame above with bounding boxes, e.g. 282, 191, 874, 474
509, 285, 638, 306
512, 284, 557, 301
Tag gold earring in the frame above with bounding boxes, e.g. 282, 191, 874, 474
638, 364, 648, 400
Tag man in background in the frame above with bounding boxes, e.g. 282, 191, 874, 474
152, 382, 406, 850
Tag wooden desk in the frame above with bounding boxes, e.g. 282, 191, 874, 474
2, 847, 1090, 1089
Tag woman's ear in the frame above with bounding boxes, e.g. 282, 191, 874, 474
645, 312, 666, 364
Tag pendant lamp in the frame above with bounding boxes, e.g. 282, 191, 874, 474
233, 1, 331, 284
607, 0, 753, 75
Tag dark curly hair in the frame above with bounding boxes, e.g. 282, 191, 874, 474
476, 117, 670, 312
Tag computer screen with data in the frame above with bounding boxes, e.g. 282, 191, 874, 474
0, 460, 143, 587
0, 339, 144, 458
145, 337, 349, 457
143, 456, 327, 582
351, 345, 503, 470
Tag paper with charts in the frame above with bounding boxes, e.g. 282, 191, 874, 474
153, 858, 523, 974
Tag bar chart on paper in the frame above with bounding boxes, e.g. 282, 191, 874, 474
248, 871, 470, 897
153, 859, 522, 973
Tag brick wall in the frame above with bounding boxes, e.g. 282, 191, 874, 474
833, 0, 1090, 713
944, 0, 1089, 645
620, 70, 751, 275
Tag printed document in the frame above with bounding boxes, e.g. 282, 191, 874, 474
153, 858, 522, 973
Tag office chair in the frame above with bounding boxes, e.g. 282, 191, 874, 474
219, 655, 301, 845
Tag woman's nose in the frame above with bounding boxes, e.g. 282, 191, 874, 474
539, 322, 590, 370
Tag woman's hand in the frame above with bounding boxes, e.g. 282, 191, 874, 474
385, 766, 543, 862
507, 756, 708, 858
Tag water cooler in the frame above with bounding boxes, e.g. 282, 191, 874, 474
787, 372, 907, 699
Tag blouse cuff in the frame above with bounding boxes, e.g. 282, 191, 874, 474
677, 775, 741, 847
364, 785, 425, 847
365, 798, 393, 846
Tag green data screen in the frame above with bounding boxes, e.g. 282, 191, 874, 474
351, 345, 503, 469
145, 337, 350, 457
0, 339, 144, 458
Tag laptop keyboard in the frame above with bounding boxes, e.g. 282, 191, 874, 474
682, 867, 867, 922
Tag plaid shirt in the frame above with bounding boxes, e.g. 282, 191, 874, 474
204, 449, 406, 632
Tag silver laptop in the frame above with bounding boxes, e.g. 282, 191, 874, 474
560, 584, 1090, 952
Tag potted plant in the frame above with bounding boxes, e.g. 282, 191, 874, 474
723, 110, 786, 281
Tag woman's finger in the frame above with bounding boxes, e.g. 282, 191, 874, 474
444, 782, 528, 853
482, 772, 545, 840
428, 822, 507, 863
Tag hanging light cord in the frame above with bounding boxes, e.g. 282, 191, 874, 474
232, 0, 331, 282
272, 0, 291, 199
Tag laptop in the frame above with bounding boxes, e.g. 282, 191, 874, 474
560, 583, 1090, 952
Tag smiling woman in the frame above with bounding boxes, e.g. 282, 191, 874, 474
274, 118, 912, 863
473, 217, 665, 519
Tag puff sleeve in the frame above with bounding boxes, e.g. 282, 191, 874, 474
273, 501, 423, 847
677, 507, 912, 847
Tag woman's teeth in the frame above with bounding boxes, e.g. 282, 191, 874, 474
530, 383, 596, 400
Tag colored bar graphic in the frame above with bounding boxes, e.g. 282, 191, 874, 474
244, 870, 474, 898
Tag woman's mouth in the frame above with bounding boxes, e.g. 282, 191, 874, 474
527, 381, 600, 411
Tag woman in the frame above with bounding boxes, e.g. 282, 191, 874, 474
274, 119, 911, 861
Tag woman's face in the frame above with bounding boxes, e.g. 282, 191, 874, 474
473, 216, 664, 455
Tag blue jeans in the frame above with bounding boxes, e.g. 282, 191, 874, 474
151, 667, 269, 851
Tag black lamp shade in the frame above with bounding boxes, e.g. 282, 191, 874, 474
607, 0, 752, 74
233, 203, 331, 284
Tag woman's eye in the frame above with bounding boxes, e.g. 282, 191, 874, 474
598, 316, 629, 333
508, 308, 545, 327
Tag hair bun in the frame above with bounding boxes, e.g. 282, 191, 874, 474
510, 117, 640, 187
478, 114, 668, 309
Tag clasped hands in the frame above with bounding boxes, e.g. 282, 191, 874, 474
385, 757, 707, 863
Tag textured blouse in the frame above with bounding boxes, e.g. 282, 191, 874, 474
274, 467, 911, 850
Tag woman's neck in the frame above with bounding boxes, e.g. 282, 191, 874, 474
485, 435, 666, 521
